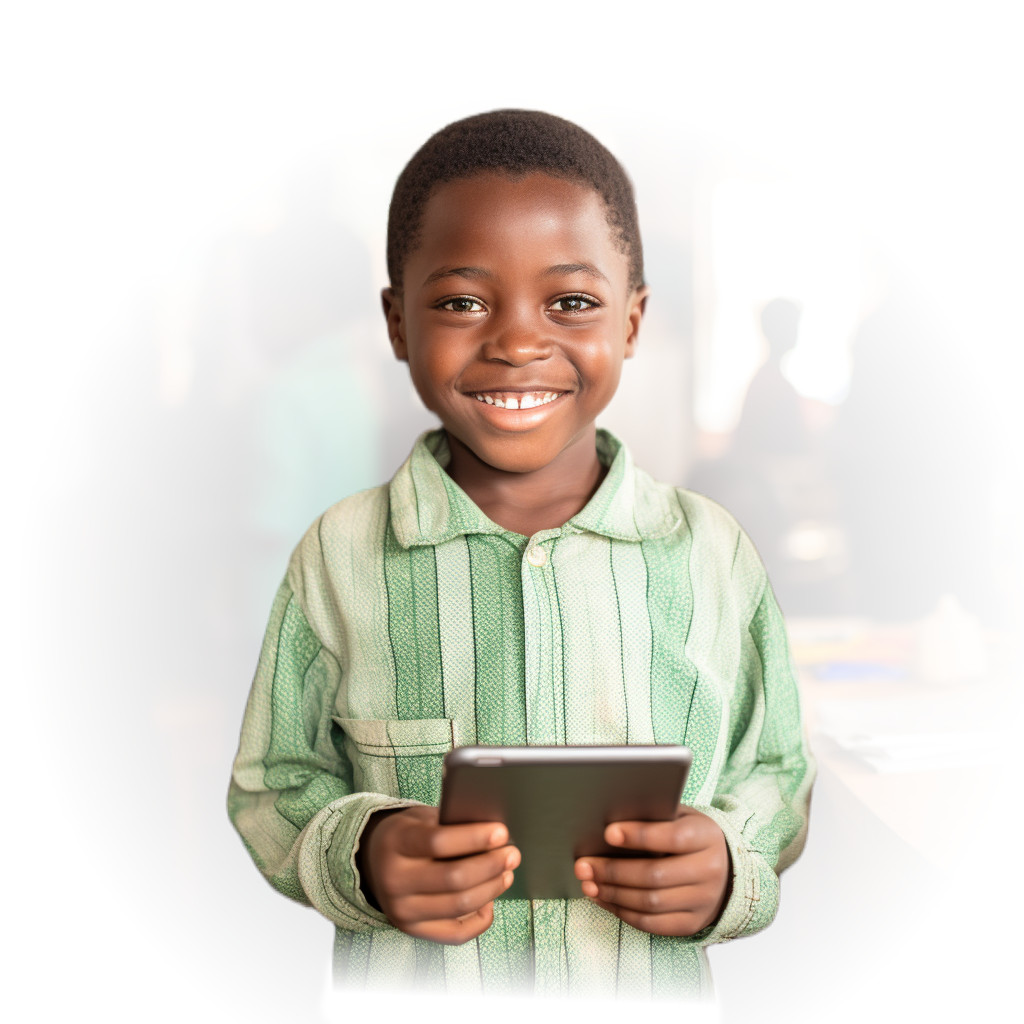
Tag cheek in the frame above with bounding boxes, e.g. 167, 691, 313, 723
407, 349, 458, 409
582, 348, 625, 397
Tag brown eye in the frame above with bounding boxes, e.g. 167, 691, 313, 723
551, 295, 597, 313
440, 297, 484, 313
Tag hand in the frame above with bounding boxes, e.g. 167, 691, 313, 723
574, 805, 731, 936
357, 805, 520, 945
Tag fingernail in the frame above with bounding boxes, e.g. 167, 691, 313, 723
490, 827, 508, 846
606, 825, 625, 845
581, 880, 598, 898
505, 849, 520, 870
576, 860, 593, 880
503, 871, 514, 888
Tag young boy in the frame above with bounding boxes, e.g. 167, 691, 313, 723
228, 109, 814, 1000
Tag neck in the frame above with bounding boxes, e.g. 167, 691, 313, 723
444, 429, 606, 537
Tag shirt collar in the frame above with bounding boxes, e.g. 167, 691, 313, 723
389, 428, 681, 549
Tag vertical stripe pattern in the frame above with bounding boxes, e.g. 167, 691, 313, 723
228, 429, 815, 1002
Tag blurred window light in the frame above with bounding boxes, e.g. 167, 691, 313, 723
696, 176, 864, 433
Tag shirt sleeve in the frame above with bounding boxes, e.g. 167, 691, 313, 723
692, 576, 816, 944
227, 580, 421, 931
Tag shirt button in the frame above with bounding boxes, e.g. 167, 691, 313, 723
526, 545, 548, 567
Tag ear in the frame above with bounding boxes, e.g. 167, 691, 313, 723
623, 286, 649, 359
381, 287, 408, 361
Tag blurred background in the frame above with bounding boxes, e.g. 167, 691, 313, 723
3, 2, 1021, 1022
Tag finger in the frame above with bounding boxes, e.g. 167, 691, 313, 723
585, 880, 708, 915
391, 870, 515, 926
398, 819, 509, 860
604, 811, 713, 855
588, 896, 706, 937
402, 902, 496, 945
576, 854, 706, 890
390, 845, 520, 897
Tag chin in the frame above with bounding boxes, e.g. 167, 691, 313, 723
455, 438, 555, 476
476, 451, 552, 475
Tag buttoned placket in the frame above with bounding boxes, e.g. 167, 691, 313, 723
520, 528, 567, 747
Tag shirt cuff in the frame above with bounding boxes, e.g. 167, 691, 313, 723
689, 802, 780, 944
296, 792, 425, 930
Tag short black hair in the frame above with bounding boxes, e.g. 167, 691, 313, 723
387, 109, 644, 292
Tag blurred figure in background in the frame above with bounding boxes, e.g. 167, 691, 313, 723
732, 298, 808, 460
688, 283, 997, 625
687, 298, 845, 615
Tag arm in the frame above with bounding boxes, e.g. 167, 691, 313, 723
228, 579, 519, 939
227, 581, 420, 931
691, 579, 815, 942
575, 575, 814, 942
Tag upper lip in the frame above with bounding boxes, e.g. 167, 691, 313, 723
461, 385, 571, 394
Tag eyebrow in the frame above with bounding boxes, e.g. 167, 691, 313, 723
543, 262, 610, 284
422, 262, 609, 288
421, 266, 493, 287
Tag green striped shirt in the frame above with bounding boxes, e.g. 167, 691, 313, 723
228, 428, 814, 999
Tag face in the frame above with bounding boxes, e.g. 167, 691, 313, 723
382, 172, 647, 480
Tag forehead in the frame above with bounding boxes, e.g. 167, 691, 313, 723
408, 172, 628, 286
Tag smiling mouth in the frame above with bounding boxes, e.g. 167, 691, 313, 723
470, 390, 565, 410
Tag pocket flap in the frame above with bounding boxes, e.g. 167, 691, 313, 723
332, 716, 454, 755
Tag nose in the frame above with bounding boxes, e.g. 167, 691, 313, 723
481, 307, 553, 366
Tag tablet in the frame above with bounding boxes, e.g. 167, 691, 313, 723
439, 745, 692, 900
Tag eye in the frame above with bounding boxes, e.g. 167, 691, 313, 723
438, 296, 485, 313
550, 294, 599, 314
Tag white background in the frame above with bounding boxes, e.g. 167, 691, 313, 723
3, 2, 1021, 1021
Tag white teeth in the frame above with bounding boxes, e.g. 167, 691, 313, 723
472, 391, 563, 408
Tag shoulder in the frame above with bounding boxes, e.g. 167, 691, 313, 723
672, 485, 768, 615
674, 486, 745, 555
285, 483, 392, 607
318, 483, 393, 543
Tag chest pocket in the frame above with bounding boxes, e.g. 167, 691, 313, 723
333, 717, 454, 805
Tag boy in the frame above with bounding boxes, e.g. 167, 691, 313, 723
228, 109, 814, 1000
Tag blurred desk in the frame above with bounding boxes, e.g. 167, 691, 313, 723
713, 617, 1015, 1020
789, 617, 1011, 867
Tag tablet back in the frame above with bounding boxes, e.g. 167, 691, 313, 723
440, 745, 691, 900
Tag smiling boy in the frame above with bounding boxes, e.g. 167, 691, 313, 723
384, 170, 642, 541
228, 110, 814, 999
